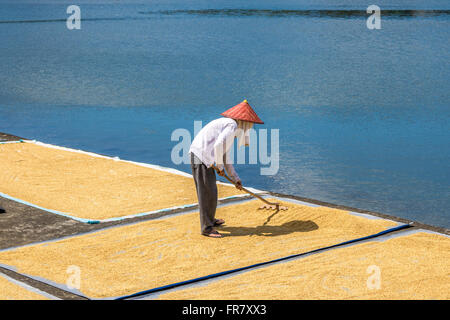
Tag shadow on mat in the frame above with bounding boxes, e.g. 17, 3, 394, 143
219, 220, 318, 237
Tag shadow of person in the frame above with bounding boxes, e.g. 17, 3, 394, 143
219, 220, 318, 237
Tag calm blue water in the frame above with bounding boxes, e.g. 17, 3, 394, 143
0, 1, 449, 228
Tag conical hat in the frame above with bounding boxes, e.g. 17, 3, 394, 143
221, 100, 264, 124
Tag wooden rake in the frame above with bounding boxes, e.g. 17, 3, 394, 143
213, 166, 288, 211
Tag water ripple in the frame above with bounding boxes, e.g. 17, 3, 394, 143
1, 9, 449, 24
140, 9, 450, 19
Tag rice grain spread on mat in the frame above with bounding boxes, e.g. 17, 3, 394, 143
0, 199, 397, 299
0, 142, 240, 220
158, 232, 450, 300
0, 273, 50, 300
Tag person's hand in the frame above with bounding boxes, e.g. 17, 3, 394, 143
212, 165, 225, 177
235, 180, 243, 190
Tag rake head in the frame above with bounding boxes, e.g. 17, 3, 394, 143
258, 203, 288, 211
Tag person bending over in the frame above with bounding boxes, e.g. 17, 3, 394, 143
189, 100, 263, 238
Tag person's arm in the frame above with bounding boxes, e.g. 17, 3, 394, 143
223, 152, 242, 190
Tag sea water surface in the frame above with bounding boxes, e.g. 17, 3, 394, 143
0, 0, 449, 228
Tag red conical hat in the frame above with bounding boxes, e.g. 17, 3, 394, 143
221, 99, 264, 124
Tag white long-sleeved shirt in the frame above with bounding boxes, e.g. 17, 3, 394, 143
189, 117, 240, 181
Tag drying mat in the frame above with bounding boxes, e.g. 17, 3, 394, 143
0, 272, 58, 300
157, 230, 450, 300
0, 141, 244, 222
0, 198, 398, 299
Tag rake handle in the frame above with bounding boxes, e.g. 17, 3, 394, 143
214, 166, 279, 207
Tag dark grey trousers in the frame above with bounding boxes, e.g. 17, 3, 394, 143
190, 153, 217, 233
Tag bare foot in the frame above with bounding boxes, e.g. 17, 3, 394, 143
214, 218, 225, 227
202, 228, 222, 238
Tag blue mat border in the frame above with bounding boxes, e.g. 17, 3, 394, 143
0, 191, 253, 224
115, 223, 412, 300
